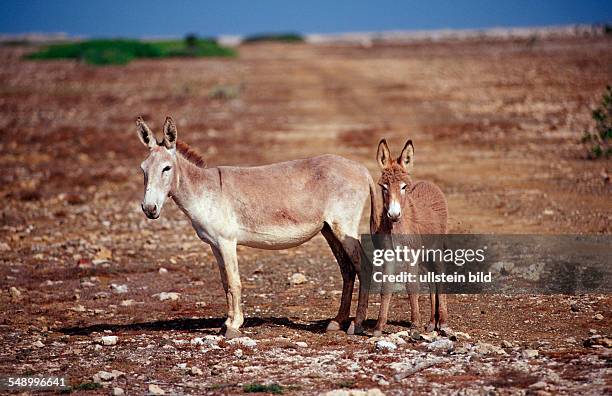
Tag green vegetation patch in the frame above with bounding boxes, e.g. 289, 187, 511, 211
243, 32, 304, 43
243, 383, 284, 394
581, 85, 612, 159
25, 35, 236, 66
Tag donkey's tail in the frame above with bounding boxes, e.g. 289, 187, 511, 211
368, 173, 380, 234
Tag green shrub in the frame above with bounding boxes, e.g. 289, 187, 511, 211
243, 33, 304, 43
243, 383, 284, 394
25, 36, 235, 66
581, 85, 612, 159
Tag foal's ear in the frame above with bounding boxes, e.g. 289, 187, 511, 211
398, 139, 414, 172
136, 117, 156, 149
162, 116, 177, 150
376, 139, 392, 169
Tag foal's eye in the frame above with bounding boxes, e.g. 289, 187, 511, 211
162, 166, 172, 173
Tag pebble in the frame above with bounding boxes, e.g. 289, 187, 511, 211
295, 341, 308, 348
234, 348, 244, 358
530, 381, 547, 389
158, 267, 168, 275
190, 366, 203, 376
148, 384, 165, 395
110, 284, 128, 294
10, 286, 21, 300
376, 340, 397, 351
228, 337, 257, 348
112, 387, 125, 396
427, 339, 454, 352
322, 389, 385, 396
474, 341, 507, 356
522, 349, 539, 359
0, 242, 10, 251
120, 299, 136, 306
71, 305, 86, 312
154, 292, 180, 301
593, 313, 604, 320
99, 336, 118, 346
33, 340, 45, 348
289, 273, 307, 285
93, 370, 124, 383
501, 340, 513, 348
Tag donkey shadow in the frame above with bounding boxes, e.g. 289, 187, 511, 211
60, 316, 337, 336
59, 316, 415, 336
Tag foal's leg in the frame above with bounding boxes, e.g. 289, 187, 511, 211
437, 293, 450, 333
322, 225, 356, 332
212, 239, 244, 338
426, 287, 437, 333
409, 293, 421, 328
373, 291, 392, 337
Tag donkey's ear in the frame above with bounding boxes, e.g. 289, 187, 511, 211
162, 116, 177, 150
398, 139, 414, 172
136, 117, 156, 149
376, 139, 392, 169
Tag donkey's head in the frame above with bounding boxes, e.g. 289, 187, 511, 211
376, 138, 414, 222
136, 116, 179, 219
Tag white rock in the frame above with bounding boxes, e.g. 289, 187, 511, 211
9, 286, 21, 300
112, 387, 125, 396
289, 273, 307, 285
530, 381, 547, 389
158, 267, 168, 275
71, 305, 86, 312
474, 341, 507, 356
120, 299, 135, 306
234, 348, 243, 358
110, 284, 128, 294
93, 370, 124, 383
501, 340, 513, 348
295, 341, 308, 348
190, 366, 203, 376
522, 349, 539, 359
427, 339, 454, 352
375, 340, 397, 351
593, 313, 604, 320
0, 242, 10, 251
228, 337, 257, 348
154, 292, 180, 301
33, 340, 45, 348
148, 384, 165, 395
99, 335, 118, 346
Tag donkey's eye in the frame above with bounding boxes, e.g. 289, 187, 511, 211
162, 166, 172, 173
400, 184, 407, 191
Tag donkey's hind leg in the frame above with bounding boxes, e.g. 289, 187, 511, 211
321, 224, 356, 332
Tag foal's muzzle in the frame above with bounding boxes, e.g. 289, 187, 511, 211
142, 202, 159, 219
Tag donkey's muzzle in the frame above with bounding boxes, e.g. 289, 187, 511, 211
142, 202, 159, 219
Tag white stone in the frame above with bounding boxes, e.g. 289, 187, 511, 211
148, 384, 165, 395
289, 273, 307, 285
158, 267, 168, 275
228, 337, 257, 348
154, 292, 180, 301
112, 387, 125, 396
100, 336, 118, 346
110, 284, 128, 294
375, 340, 397, 351
522, 349, 539, 359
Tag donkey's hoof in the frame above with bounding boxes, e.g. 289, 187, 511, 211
326, 320, 341, 332
347, 321, 364, 335
372, 329, 383, 337
438, 325, 452, 337
223, 326, 242, 339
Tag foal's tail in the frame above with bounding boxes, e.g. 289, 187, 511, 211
368, 173, 380, 234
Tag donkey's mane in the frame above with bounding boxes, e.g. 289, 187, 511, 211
175, 140, 206, 168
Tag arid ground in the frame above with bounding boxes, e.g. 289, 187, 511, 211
0, 34, 611, 395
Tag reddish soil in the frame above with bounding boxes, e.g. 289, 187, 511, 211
0, 36, 610, 394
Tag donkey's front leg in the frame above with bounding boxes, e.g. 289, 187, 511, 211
212, 239, 244, 338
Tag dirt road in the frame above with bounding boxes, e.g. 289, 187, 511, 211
0, 35, 610, 394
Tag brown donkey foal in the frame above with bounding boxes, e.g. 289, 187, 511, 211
372, 139, 449, 336
136, 116, 376, 338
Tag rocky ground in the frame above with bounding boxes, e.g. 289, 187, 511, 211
0, 34, 611, 394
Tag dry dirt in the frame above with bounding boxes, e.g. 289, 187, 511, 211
0, 35, 611, 395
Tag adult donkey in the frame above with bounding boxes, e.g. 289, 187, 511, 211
136, 116, 377, 338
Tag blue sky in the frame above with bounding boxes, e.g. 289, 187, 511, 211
1, 0, 611, 37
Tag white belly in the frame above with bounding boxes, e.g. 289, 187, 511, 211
237, 223, 322, 250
